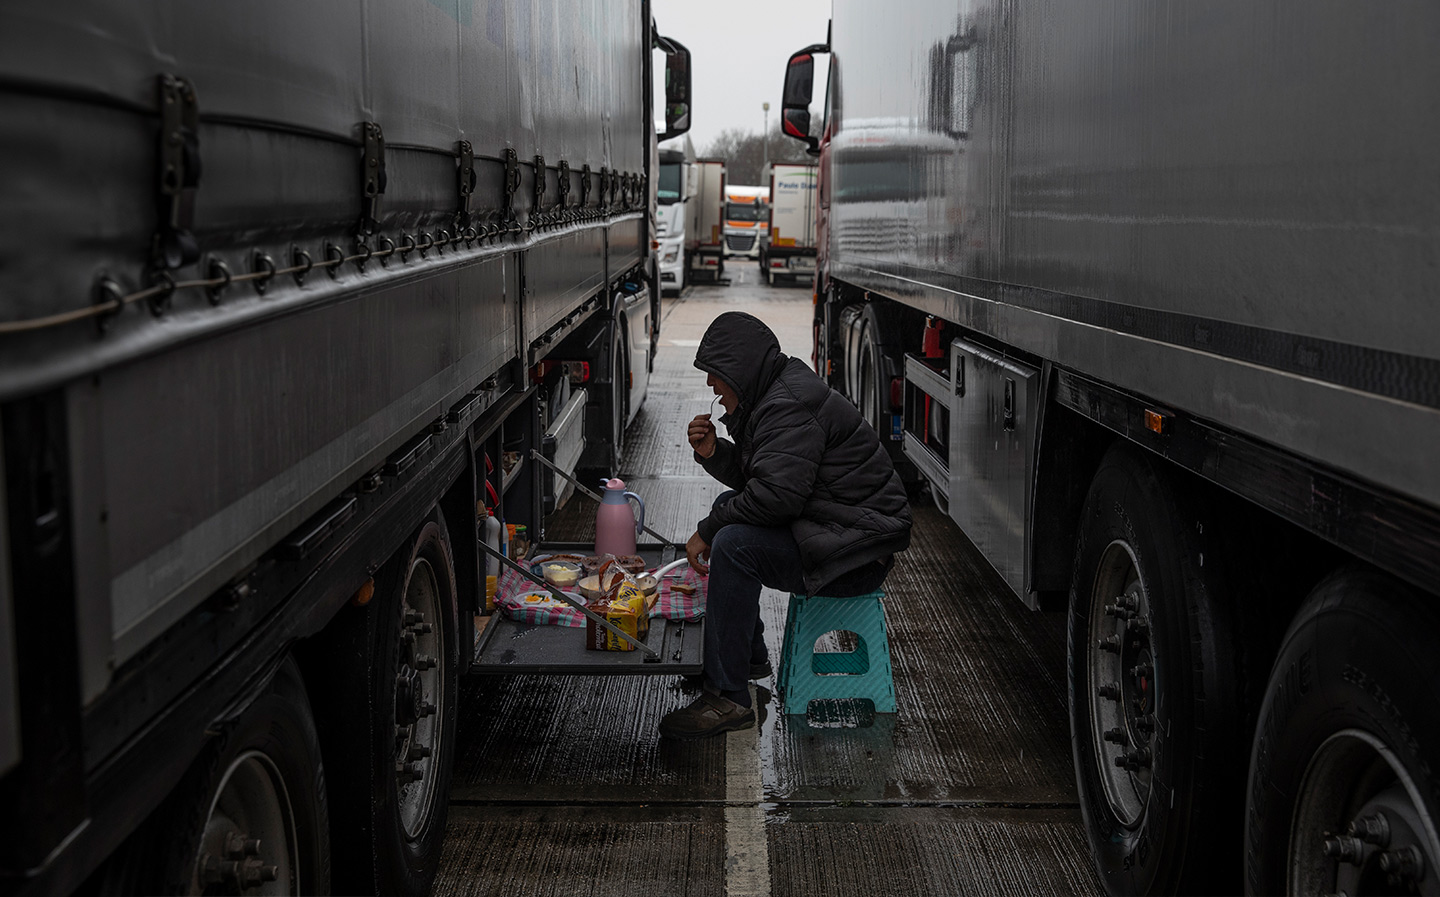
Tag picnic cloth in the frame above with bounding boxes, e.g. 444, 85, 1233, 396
495, 561, 707, 627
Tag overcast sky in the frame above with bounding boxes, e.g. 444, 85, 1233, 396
653, 0, 832, 153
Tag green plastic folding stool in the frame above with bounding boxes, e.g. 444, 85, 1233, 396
777, 590, 896, 714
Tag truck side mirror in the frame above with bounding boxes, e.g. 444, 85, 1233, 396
780, 43, 828, 155
656, 33, 692, 142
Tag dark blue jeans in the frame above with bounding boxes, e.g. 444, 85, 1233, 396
704, 491, 890, 696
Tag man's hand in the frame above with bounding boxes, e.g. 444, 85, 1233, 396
686, 530, 711, 575
688, 413, 717, 459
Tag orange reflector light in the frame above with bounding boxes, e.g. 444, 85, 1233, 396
352, 578, 375, 606
1144, 409, 1166, 434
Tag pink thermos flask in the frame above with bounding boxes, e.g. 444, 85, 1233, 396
595, 478, 645, 557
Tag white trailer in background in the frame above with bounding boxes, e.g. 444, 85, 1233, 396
685, 158, 727, 284
760, 162, 818, 285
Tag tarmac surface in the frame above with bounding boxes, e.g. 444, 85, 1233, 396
436, 265, 1103, 896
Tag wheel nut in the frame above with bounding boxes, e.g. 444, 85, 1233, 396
414, 654, 437, 671
1114, 747, 1151, 771
1348, 812, 1391, 847
420, 700, 437, 718
407, 744, 433, 761
1322, 835, 1365, 864
1129, 662, 1153, 678
1097, 682, 1122, 700
1378, 846, 1424, 883
224, 832, 262, 859
1103, 727, 1129, 745
398, 760, 424, 785
1098, 635, 1123, 654
404, 610, 424, 626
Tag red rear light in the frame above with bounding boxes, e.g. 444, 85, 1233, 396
890, 377, 904, 409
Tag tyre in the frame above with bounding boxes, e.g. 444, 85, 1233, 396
1068, 444, 1248, 895
115, 657, 330, 895
1245, 568, 1440, 896
855, 305, 918, 485
314, 515, 460, 896
603, 323, 628, 472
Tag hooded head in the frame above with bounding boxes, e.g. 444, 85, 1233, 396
693, 312, 788, 418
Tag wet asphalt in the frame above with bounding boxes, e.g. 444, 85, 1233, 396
436, 264, 1103, 896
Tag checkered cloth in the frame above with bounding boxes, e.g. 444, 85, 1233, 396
495, 562, 707, 627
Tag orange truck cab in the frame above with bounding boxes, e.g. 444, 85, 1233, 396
721, 184, 769, 259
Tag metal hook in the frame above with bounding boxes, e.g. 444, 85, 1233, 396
291, 246, 313, 286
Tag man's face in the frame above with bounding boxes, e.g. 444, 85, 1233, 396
707, 373, 739, 414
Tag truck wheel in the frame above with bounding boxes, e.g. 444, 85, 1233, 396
1068, 444, 1247, 895
1245, 568, 1440, 896
317, 515, 459, 896
119, 657, 330, 895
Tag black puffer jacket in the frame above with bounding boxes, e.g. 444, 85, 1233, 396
693, 312, 912, 593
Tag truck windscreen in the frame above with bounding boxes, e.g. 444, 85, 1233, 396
726, 202, 763, 221
658, 163, 683, 204
834, 160, 912, 203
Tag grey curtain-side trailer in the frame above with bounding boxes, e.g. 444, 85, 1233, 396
0, 2, 692, 894
780, 3, 1440, 895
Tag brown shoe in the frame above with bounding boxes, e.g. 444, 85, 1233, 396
659, 692, 756, 740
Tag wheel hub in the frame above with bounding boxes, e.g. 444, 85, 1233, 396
195, 752, 296, 895
393, 557, 444, 841
1293, 731, 1440, 896
1088, 542, 1158, 828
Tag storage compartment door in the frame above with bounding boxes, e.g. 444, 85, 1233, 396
947, 339, 1039, 603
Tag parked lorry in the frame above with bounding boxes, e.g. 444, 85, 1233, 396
782, 4, 1440, 895
685, 158, 728, 284
655, 137, 695, 293
721, 184, 769, 260
758, 162, 818, 285
0, 2, 690, 894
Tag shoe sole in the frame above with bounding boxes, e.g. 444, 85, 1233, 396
659, 713, 756, 741
749, 663, 772, 680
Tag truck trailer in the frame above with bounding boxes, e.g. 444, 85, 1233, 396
759, 162, 818, 285
685, 158, 728, 285
782, 3, 1440, 895
0, 2, 690, 894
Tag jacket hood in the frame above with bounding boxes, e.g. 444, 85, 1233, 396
693, 312, 789, 414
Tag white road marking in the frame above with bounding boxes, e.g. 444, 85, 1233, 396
724, 686, 771, 896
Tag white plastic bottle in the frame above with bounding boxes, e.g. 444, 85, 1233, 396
483, 507, 502, 611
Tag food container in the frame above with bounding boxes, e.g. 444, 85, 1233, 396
541, 560, 582, 589
581, 554, 647, 576
578, 575, 606, 601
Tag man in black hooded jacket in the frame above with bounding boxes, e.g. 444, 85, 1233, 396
659, 311, 912, 739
